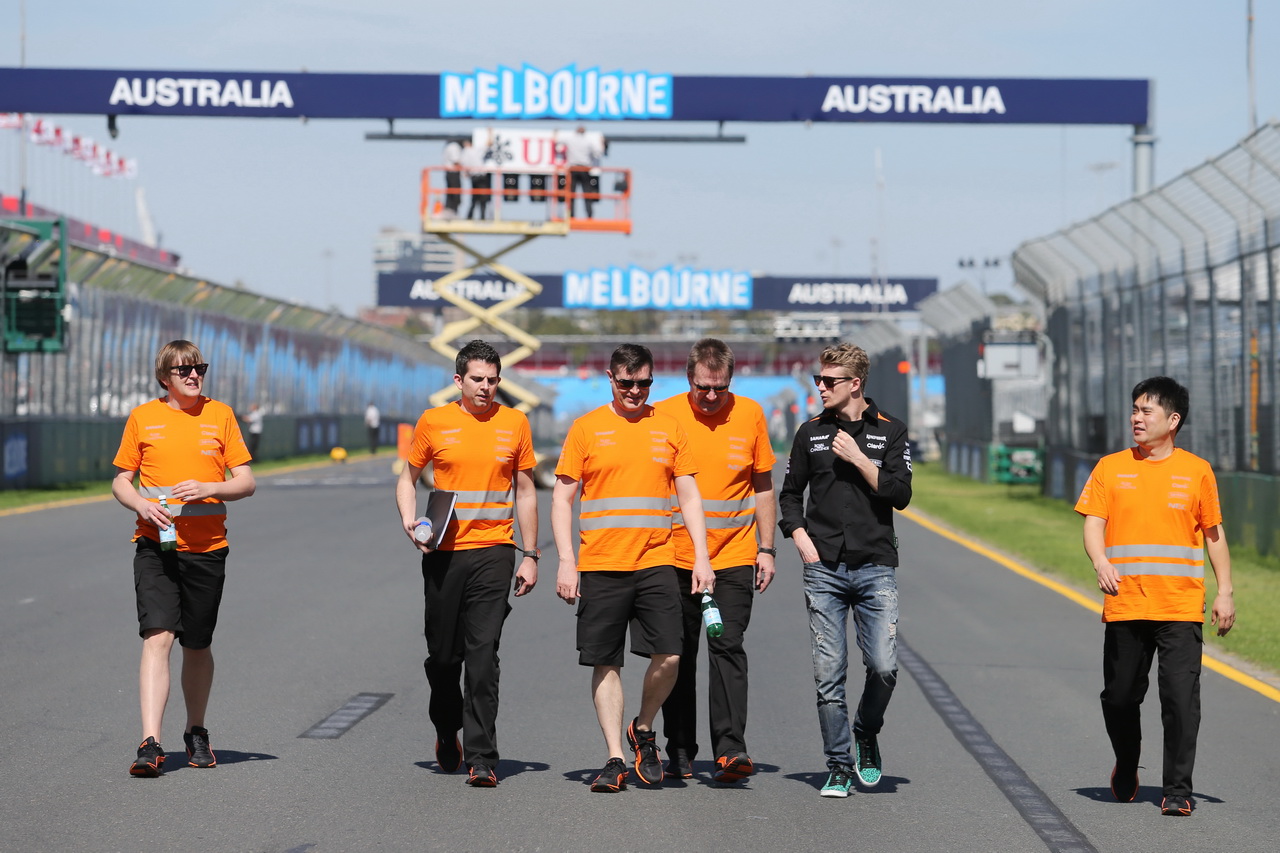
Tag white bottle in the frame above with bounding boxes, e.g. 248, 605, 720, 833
413, 517, 434, 546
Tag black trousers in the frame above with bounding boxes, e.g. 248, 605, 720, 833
467, 175, 491, 220
422, 545, 515, 767
662, 564, 755, 760
1101, 620, 1203, 797
570, 171, 597, 218
444, 170, 462, 213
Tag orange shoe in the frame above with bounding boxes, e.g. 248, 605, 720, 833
713, 753, 755, 784
129, 737, 165, 777
467, 763, 499, 787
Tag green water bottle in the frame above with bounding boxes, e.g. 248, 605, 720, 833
700, 588, 724, 638
157, 495, 177, 551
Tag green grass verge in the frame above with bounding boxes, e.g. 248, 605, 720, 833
0, 452, 371, 512
909, 462, 1280, 676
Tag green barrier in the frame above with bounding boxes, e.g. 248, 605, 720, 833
1217, 472, 1280, 559
988, 444, 1044, 485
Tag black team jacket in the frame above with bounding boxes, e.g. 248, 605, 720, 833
778, 397, 912, 567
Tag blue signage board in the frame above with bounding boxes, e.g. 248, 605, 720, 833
378, 270, 936, 312
0, 68, 1149, 125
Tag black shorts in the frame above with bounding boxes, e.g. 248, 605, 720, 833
576, 566, 682, 667
133, 538, 228, 649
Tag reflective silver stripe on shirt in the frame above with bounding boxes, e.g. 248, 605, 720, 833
138, 487, 226, 516
582, 497, 670, 513
671, 510, 754, 531
701, 496, 757, 513
704, 515, 754, 530
454, 506, 514, 521
169, 502, 226, 517
1114, 561, 1204, 578
1105, 544, 1202, 561
454, 488, 514, 504
580, 515, 672, 531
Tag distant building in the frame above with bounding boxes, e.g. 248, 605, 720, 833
373, 226, 461, 275
364, 227, 465, 330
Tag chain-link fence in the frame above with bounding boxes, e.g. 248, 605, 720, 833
1013, 121, 1280, 552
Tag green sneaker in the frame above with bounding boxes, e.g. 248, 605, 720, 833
854, 734, 882, 788
820, 765, 854, 798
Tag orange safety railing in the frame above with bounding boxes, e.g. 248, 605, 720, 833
421, 165, 631, 234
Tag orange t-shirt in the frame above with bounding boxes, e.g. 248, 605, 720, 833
556, 404, 696, 571
1075, 447, 1222, 622
655, 392, 776, 570
406, 401, 535, 551
113, 396, 252, 553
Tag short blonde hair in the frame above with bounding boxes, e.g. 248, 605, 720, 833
155, 340, 204, 388
819, 343, 869, 385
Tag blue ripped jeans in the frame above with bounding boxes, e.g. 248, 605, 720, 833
802, 559, 899, 769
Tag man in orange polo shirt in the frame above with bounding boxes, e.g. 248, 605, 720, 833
112, 340, 256, 777
395, 339, 539, 788
552, 343, 715, 792
655, 338, 776, 784
1076, 376, 1235, 816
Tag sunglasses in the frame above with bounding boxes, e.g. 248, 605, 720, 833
613, 377, 654, 390
813, 374, 853, 389
170, 363, 209, 378
693, 383, 730, 392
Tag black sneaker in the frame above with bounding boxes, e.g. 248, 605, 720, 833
129, 737, 165, 777
1161, 795, 1192, 816
626, 718, 664, 785
853, 733, 882, 788
436, 733, 462, 773
467, 763, 499, 787
1110, 765, 1138, 802
183, 726, 217, 768
591, 757, 629, 793
713, 752, 754, 784
667, 748, 694, 779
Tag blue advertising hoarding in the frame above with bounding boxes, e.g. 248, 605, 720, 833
0, 67, 1149, 125
377, 270, 937, 312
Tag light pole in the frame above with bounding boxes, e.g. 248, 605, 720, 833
958, 257, 1001, 295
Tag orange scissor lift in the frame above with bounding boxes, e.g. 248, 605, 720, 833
419, 164, 631, 412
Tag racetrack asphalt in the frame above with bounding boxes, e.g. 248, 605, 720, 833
2, 457, 1276, 852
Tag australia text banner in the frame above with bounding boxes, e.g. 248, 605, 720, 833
377, 271, 937, 312
0, 68, 1148, 126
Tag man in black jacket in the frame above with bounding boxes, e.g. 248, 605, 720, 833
779, 343, 912, 798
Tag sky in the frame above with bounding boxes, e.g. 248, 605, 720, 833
0, 1, 1276, 317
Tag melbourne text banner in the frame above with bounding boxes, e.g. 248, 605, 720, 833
0, 68, 1148, 125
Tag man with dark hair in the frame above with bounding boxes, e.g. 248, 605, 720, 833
395, 339, 539, 787
1076, 375, 1235, 816
779, 342, 912, 798
552, 343, 715, 792
656, 338, 776, 783
112, 340, 256, 776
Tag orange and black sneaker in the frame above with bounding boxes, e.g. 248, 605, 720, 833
626, 718, 664, 785
129, 737, 165, 777
436, 733, 463, 773
184, 726, 217, 768
1161, 795, 1192, 816
713, 752, 755, 784
1110, 765, 1138, 802
467, 763, 499, 787
591, 757, 628, 793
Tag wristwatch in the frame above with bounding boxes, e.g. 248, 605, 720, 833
757, 546, 777, 557
521, 548, 541, 561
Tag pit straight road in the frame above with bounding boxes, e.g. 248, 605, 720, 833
1, 457, 1276, 852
